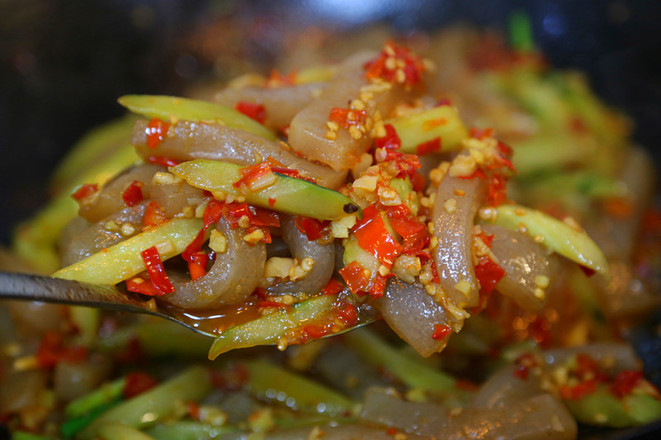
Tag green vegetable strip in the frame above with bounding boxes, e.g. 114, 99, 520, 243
486, 204, 609, 277
564, 386, 661, 428
69, 306, 100, 346
65, 377, 126, 419
52, 218, 203, 285
12, 143, 140, 274
209, 295, 339, 359
171, 159, 359, 221
62, 400, 121, 439
386, 105, 468, 154
77, 366, 211, 440
242, 360, 356, 417
96, 423, 156, 440
146, 422, 238, 440
117, 95, 276, 141
343, 329, 455, 393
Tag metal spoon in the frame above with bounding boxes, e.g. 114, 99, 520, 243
0, 271, 375, 340
0, 271, 216, 337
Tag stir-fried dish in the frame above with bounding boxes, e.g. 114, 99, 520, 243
3, 26, 661, 440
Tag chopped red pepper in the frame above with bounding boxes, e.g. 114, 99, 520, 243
369, 274, 390, 299
265, 69, 296, 88
122, 180, 144, 207
432, 323, 452, 341
469, 126, 495, 140
143, 201, 168, 227
477, 231, 494, 248
337, 302, 359, 327
364, 41, 426, 87
339, 261, 371, 295
329, 106, 367, 130
145, 118, 171, 149
187, 251, 208, 281
321, 278, 345, 296
375, 123, 401, 150
250, 207, 280, 228
353, 205, 402, 269
610, 370, 645, 399
123, 372, 158, 399
560, 379, 598, 400
233, 161, 276, 192
415, 137, 441, 155
147, 155, 180, 168
294, 216, 329, 241
474, 256, 506, 293
126, 277, 162, 296
235, 101, 266, 124
71, 183, 98, 201
140, 246, 174, 295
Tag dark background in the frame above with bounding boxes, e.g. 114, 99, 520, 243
1, 0, 661, 244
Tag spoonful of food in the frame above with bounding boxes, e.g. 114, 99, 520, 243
0, 271, 375, 358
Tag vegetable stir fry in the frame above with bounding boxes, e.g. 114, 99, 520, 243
3, 28, 661, 440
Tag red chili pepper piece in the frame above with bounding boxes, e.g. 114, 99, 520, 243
432, 323, 452, 341
415, 137, 441, 155
364, 40, 426, 87
143, 201, 168, 227
375, 123, 401, 150
251, 207, 280, 228
329, 107, 367, 130
560, 379, 598, 400
126, 277, 162, 296
71, 183, 98, 201
474, 257, 506, 294
145, 118, 170, 149
36, 331, 88, 369
123, 372, 158, 399
321, 278, 345, 296
369, 274, 389, 299
353, 205, 402, 269
294, 216, 328, 241
487, 174, 508, 207
339, 261, 370, 295
147, 155, 180, 168
122, 180, 144, 207
337, 302, 359, 326
188, 251, 208, 281
235, 101, 266, 124
610, 370, 645, 399
233, 162, 274, 191
140, 246, 174, 295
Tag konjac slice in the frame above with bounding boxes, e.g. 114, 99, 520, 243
131, 120, 346, 189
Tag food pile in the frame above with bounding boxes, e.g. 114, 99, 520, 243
2, 28, 661, 440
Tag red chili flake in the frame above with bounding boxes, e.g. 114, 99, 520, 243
235, 101, 266, 124
353, 205, 403, 269
437, 98, 453, 106
302, 324, 329, 340
140, 246, 174, 295
579, 266, 597, 278
329, 106, 368, 130
459, 168, 487, 181
415, 137, 441, 155
477, 231, 494, 248
337, 302, 359, 326
529, 315, 553, 349
145, 118, 170, 149
143, 201, 168, 227
375, 123, 401, 150
224, 202, 252, 228
369, 274, 389, 299
339, 261, 371, 295
247, 224, 272, 244
251, 207, 280, 228
147, 155, 180, 168
410, 171, 426, 192
122, 180, 144, 207
513, 352, 538, 380
469, 126, 495, 140
497, 140, 513, 157
265, 69, 296, 88
122, 372, 158, 399
569, 116, 588, 133
233, 161, 275, 191
610, 370, 645, 399
188, 401, 201, 421
268, 197, 276, 207
294, 216, 329, 241
126, 277, 162, 296
432, 323, 452, 341
71, 183, 98, 201
364, 40, 426, 87
387, 428, 398, 435
474, 256, 506, 293
560, 379, 598, 400
321, 278, 345, 296
188, 251, 208, 281
486, 174, 508, 207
